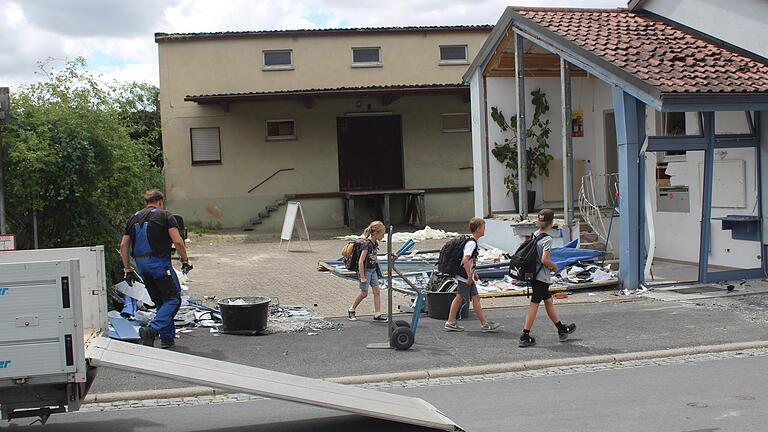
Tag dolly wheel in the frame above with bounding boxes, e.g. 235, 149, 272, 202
391, 327, 415, 350
394, 320, 411, 328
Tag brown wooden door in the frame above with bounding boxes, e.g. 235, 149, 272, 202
337, 115, 404, 191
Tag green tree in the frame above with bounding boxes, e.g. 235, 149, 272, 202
0, 58, 163, 281
113, 82, 163, 168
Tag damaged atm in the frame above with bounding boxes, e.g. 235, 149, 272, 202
0, 246, 462, 431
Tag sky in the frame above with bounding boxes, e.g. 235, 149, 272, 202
0, 0, 626, 88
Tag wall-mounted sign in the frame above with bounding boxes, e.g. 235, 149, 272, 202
0, 234, 16, 251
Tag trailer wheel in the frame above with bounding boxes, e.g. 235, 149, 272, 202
391, 327, 415, 350
394, 320, 411, 328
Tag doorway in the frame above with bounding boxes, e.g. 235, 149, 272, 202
336, 115, 404, 191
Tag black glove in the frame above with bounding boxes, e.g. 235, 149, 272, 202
124, 268, 139, 287
181, 262, 193, 275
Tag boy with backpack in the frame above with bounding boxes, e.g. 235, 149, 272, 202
517, 209, 576, 347
443, 217, 502, 332
344, 221, 387, 321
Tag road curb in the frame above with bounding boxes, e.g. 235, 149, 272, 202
84, 340, 768, 403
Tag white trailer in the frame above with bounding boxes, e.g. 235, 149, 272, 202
0, 247, 462, 431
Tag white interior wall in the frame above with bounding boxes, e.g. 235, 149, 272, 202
646, 111, 761, 269
485, 76, 613, 212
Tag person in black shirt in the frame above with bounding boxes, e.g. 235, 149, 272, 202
120, 189, 192, 348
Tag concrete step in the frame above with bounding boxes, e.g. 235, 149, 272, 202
258, 211, 270, 219
580, 241, 606, 250
275, 198, 288, 206
265, 205, 278, 213
580, 232, 599, 243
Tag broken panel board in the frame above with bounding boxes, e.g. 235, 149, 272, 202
85, 336, 462, 431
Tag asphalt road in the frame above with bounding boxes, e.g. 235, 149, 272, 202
90, 297, 768, 394
7, 351, 767, 431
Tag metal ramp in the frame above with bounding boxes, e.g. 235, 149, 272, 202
85, 337, 461, 431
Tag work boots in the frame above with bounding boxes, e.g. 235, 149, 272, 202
139, 326, 158, 347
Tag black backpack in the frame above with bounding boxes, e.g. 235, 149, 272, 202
342, 239, 366, 272
508, 233, 550, 281
437, 236, 475, 276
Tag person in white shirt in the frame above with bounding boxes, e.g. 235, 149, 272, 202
444, 217, 502, 333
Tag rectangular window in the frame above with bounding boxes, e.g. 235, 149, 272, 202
441, 113, 470, 133
263, 50, 293, 70
352, 47, 381, 67
190, 127, 221, 164
663, 112, 686, 136
266, 120, 296, 141
439, 45, 468, 64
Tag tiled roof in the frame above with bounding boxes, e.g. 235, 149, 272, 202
185, 83, 468, 103
513, 7, 768, 94
156, 25, 492, 42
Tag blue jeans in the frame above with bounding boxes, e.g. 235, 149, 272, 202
135, 256, 181, 342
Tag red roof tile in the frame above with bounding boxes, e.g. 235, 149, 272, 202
513, 7, 768, 94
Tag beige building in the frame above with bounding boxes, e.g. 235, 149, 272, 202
155, 26, 491, 230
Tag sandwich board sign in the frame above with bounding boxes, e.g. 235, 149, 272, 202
0, 234, 16, 251
280, 202, 311, 250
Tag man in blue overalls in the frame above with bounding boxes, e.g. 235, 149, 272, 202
120, 189, 192, 348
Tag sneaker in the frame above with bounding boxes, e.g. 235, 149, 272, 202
348, 309, 357, 321
480, 322, 502, 333
139, 326, 158, 347
444, 321, 465, 332
372, 314, 387, 321
161, 338, 175, 349
519, 333, 536, 347
558, 323, 576, 341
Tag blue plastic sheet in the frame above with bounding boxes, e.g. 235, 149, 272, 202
550, 239, 604, 271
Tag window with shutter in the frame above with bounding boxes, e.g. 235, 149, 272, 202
190, 127, 221, 164
266, 120, 296, 141
439, 45, 468, 64
263, 50, 293, 70
351, 47, 381, 67
441, 113, 470, 133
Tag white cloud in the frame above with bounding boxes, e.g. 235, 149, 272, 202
0, 0, 627, 88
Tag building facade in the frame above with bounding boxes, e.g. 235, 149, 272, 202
466, 2, 768, 289
155, 26, 491, 230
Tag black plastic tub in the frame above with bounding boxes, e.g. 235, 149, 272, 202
425, 292, 469, 320
217, 296, 271, 335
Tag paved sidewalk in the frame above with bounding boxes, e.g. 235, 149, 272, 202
89, 297, 768, 395
81, 347, 768, 412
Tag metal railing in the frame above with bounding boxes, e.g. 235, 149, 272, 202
247, 168, 294, 194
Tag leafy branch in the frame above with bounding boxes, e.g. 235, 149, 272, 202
490, 88, 554, 195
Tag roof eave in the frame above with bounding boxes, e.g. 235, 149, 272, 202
660, 93, 768, 112
156, 25, 493, 43
463, 7, 517, 83
184, 85, 470, 104
627, 0, 646, 12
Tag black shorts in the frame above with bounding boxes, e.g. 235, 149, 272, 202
530, 280, 552, 304
456, 279, 478, 299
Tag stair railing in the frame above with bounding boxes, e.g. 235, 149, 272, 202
248, 168, 295, 194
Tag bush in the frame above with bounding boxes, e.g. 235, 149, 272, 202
0, 58, 163, 283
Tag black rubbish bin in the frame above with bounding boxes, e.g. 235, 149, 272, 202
217, 296, 271, 335
426, 291, 469, 320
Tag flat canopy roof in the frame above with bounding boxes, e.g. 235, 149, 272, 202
185, 83, 469, 104
466, 7, 768, 111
